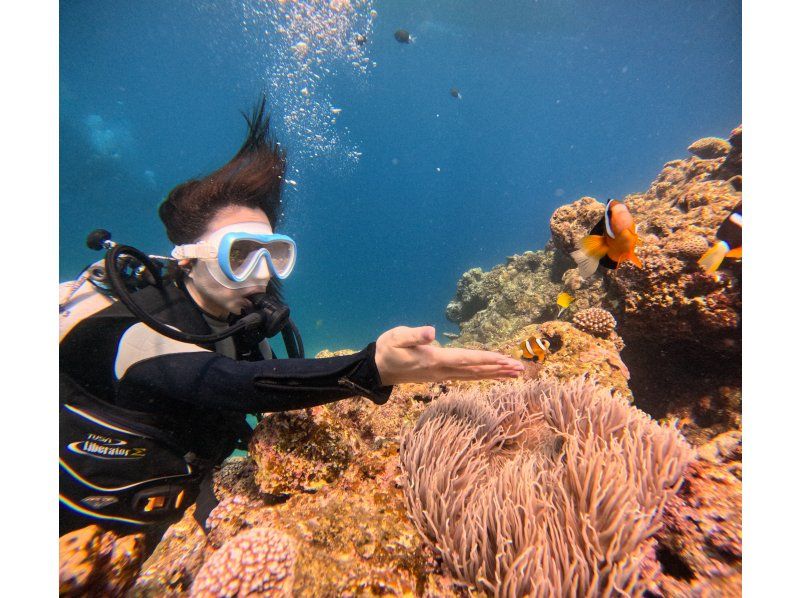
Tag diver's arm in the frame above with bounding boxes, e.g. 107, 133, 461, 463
117, 342, 394, 412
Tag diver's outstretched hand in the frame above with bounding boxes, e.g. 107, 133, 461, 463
374, 325, 525, 386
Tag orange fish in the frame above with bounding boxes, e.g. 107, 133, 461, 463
698, 201, 742, 274
571, 199, 643, 278
515, 336, 550, 363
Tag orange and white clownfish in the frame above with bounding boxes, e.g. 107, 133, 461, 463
570, 199, 643, 279
514, 336, 550, 363
698, 201, 742, 274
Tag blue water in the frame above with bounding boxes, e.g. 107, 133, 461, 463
60, 0, 741, 357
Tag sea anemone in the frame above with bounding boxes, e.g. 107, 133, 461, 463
399, 378, 692, 597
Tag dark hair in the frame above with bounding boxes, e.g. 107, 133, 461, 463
159, 97, 287, 245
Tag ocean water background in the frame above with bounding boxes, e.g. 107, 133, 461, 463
60, 0, 742, 357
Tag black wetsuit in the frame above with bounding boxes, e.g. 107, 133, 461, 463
59, 282, 393, 543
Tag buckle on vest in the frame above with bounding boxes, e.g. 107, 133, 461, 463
132, 485, 186, 514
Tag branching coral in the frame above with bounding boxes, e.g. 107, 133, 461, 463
189, 526, 296, 598
399, 378, 693, 597
572, 307, 617, 338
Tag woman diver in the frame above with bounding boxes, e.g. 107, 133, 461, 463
58, 98, 524, 551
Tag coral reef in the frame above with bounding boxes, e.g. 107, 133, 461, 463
445, 249, 610, 348
687, 136, 732, 159
130, 126, 742, 597
649, 430, 742, 596
549, 196, 606, 255
250, 406, 359, 495
447, 127, 742, 432
129, 505, 208, 597
571, 306, 617, 338
189, 526, 296, 598
548, 127, 742, 352
400, 378, 693, 597
206, 495, 265, 549
435, 127, 742, 596
497, 320, 631, 399
60, 525, 144, 597
130, 378, 470, 596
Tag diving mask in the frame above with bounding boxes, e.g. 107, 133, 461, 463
172, 222, 297, 290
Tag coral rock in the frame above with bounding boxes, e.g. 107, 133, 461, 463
651, 431, 742, 596
562, 267, 582, 292
549, 196, 605, 255
250, 407, 358, 495
60, 525, 145, 597
687, 136, 731, 159
445, 250, 588, 347
445, 267, 490, 323
213, 456, 262, 503
572, 307, 617, 338
664, 232, 709, 260
206, 495, 266, 549
130, 505, 208, 597
498, 320, 631, 398
190, 526, 296, 598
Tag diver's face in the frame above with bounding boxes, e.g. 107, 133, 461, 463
186, 206, 273, 319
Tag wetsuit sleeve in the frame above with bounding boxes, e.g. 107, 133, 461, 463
118, 342, 394, 413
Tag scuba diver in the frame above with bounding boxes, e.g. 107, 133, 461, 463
59, 98, 524, 551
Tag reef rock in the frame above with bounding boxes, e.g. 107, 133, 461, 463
547, 127, 742, 352
497, 320, 631, 400
648, 431, 742, 596
445, 249, 610, 347
60, 525, 145, 597
549, 195, 606, 255
687, 136, 732, 159
129, 505, 208, 597
189, 526, 296, 598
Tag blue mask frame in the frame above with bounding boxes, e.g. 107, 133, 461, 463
217, 232, 297, 283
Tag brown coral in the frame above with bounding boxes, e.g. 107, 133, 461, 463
664, 233, 709, 260
572, 307, 617, 338
206, 495, 265, 549
650, 431, 741, 596
687, 136, 731, 159
60, 525, 145, 597
249, 407, 357, 495
399, 378, 693, 597
549, 196, 605, 255
190, 526, 296, 598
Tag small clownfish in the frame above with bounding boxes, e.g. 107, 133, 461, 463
698, 201, 742, 274
514, 336, 550, 363
556, 292, 574, 319
571, 199, 643, 279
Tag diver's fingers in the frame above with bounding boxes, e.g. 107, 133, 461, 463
391, 325, 436, 348
440, 364, 523, 379
452, 370, 522, 381
437, 347, 522, 368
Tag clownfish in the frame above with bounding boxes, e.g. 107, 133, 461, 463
514, 336, 550, 363
556, 292, 574, 319
570, 199, 643, 279
698, 201, 742, 274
